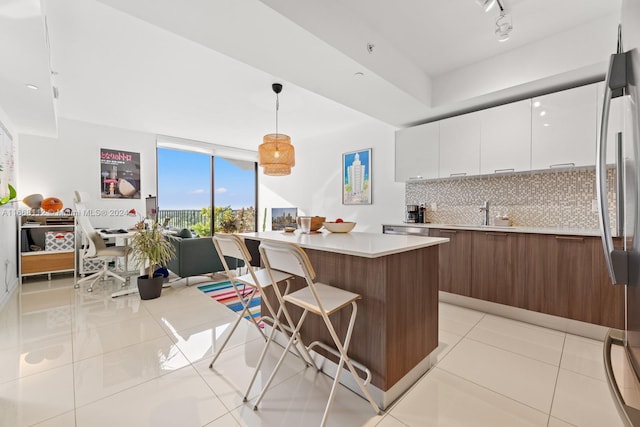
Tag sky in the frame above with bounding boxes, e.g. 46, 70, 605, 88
157, 148, 255, 210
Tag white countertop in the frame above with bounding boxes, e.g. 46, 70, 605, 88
383, 223, 602, 237
241, 231, 449, 258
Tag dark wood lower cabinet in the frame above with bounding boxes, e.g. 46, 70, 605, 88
435, 228, 624, 329
525, 235, 594, 321
471, 231, 526, 308
430, 229, 472, 297
524, 234, 623, 329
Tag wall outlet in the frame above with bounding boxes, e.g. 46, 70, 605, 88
431, 202, 437, 211
592, 199, 598, 213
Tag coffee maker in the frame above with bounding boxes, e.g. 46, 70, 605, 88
405, 205, 419, 223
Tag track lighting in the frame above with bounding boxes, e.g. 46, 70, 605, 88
495, 11, 512, 42
475, 0, 497, 12
477, 0, 512, 42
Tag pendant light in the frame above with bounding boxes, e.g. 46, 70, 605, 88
259, 83, 295, 176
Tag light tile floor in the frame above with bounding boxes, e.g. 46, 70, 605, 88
0, 274, 626, 426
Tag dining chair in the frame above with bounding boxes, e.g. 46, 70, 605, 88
254, 240, 381, 426
73, 191, 130, 292
209, 234, 316, 382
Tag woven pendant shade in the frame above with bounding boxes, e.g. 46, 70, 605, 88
260, 83, 295, 176
259, 133, 295, 176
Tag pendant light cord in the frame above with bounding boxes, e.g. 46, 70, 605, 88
275, 93, 280, 138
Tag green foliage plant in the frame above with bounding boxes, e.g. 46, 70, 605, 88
130, 221, 176, 279
0, 165, 16, 207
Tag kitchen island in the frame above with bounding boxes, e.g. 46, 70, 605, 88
242, 231, 448, 408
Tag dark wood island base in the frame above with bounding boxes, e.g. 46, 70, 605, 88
243, 231, 447, 409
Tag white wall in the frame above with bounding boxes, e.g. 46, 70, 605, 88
0, 105, 18, 311
19, 118, 157, 229
259, 118, 404, 233
432, 14, 619, 108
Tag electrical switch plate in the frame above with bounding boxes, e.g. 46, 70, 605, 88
431, 202, 437, 211
592, 199, 598, 213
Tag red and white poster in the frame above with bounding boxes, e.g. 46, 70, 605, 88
100, 148, 141, 199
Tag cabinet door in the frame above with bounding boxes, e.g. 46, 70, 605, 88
471, 231, 526, 307
525, 234, 599, 324
395, 122, 439, 181
524, 234, 557, 315
430, 229, 472, 296
439, 112, 481, 178
556, 235, 599, 324
531, 84, 597, 170
480, 100, 532, 174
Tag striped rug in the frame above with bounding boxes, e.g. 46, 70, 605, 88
197, 281, 261, 321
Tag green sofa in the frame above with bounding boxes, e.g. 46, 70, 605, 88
167, 234, 242, 280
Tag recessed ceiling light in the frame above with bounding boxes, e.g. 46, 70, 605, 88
543, 123, 550, 127
533, 101, 541, 108
25, 84, 39, 90
354, 72, 365, 78
540, 110, 547, 117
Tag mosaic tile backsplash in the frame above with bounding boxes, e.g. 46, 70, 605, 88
405, 168, 616, 229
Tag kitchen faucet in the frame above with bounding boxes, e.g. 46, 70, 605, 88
480, 201, 490, 226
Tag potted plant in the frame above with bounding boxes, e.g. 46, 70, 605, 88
129, 221, 175, 300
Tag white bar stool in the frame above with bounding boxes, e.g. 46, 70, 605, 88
209, 234, 315, 387
255, 240, 381, 427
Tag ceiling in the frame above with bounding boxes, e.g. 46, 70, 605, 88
0, 0, 622, 150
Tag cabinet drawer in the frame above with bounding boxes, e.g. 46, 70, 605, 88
21, 252, 74, 274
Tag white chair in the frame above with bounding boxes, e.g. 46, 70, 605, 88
73, 192, 130, 292
254, 240, 381, 427
209, 234, 315, 388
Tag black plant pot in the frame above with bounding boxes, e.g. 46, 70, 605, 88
137, 274, 164, 300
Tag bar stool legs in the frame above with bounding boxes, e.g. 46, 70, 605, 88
242, 280, 316, 401
209, 284, 263, 368
253, 310, 309, 410
253, 301, 381, 427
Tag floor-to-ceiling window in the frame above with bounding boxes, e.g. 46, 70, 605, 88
157, 147, 257, 235
213, 157, 257, 233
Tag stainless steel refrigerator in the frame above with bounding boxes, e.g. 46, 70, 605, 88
598, 1, 640, 425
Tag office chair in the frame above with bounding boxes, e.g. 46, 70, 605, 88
74, 191, 130, 292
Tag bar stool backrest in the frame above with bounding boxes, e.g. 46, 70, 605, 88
258, 241, 317, 283
212, 234, 251, 273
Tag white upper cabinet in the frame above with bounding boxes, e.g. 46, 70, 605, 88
480, 99, 532, 174
596, 82, 622, 165
395, 122, 439, 181
531, 84, 598, 170
439, 111, 481, 178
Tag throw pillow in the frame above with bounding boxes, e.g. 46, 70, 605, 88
177, 228, 193, 238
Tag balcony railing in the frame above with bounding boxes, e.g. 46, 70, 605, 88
157, 209, 207, 231
157, 208, 256, 235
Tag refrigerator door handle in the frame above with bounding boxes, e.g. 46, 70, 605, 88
616, 132, 625, 237
597, 49, 629, 285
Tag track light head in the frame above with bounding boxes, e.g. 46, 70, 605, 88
476, 0, 497, 12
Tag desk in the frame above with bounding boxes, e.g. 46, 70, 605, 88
95, 230, 139, 298
98, 229, 137, 273
242, 231, 448, 408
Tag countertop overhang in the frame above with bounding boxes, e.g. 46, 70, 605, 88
383, 223, 603, 237
241, 231, 449, 258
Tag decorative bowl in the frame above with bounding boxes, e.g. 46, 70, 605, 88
296, 216, 326, 231
323, 221, 356, 233
22, 194, 43, 210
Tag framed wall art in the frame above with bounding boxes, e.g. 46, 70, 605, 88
342, 148, 371, 205
271, 207, 297, 230
100, 148, 141, 199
